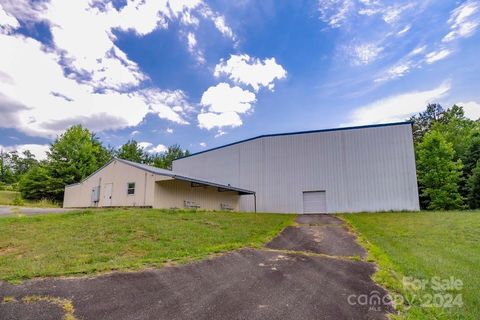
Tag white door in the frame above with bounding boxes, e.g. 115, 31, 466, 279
303, 191, 327, 214
103, 183, 113, 206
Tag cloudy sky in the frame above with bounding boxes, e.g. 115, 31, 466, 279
1, 0, 480, 160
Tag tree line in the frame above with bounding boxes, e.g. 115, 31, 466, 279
411, 104, 480, 210
1, 104, 479, 209
0, 125, 189, 202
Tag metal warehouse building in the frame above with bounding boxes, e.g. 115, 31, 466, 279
172, 122, 420, 214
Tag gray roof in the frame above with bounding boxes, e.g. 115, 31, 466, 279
68, 158, 254, 195
116, 158, 255, 195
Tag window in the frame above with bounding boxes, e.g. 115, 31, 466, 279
127, 182, 135, 195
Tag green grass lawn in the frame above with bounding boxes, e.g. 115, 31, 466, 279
0, 209, 295, 282
0, 190, 59, 207
341, 211, 480, 320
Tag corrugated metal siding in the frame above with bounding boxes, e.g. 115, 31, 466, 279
154, 180, 240, 211
303, 191, 327, 214
172, 123, 420, 213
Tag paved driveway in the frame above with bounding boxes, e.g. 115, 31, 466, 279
0, 215, 394, 320
0, 206, 72, 217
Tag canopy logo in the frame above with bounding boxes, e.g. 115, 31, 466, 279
347, 276, 463, 312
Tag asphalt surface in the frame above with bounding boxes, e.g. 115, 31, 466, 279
0, 206, 72, 217
266, 217, 366, 258
0, 214, 394, 320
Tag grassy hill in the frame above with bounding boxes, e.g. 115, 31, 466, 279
0, 209, 295, 282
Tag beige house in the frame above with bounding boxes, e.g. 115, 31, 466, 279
63, 158, 255, 211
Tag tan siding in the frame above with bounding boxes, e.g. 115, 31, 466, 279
154, 180, 239, 211
63, 160, 156, 208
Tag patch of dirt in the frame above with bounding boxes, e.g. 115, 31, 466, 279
0, 246, 17, 256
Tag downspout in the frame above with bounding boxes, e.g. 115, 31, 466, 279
254, 192, 257, 213
144, 172, 147, 206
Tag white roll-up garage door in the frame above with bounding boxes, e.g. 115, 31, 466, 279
303, 191, 327, 214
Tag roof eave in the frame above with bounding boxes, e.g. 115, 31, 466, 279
174, 121, 413, 161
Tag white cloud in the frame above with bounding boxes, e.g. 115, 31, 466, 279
138, 141, 153, 149
212, 15, 234, 40
138, 141, 168, 154
318, 0, 354, 28
186, 32, 205, 64
358, 3, 413, 25
142, 89, 192, 125
375, 62, 412, 82
215, 130, 226, 138
150, 144, 168, 153
349, 43, 383, 66
0, 3, 19, 33
320, 0, 415, 28
0, 144, 50, 160
130, 130, 140, 136
425, 49, 452, 64
198, 6, 236, 40
459, 101, 480, 120
0, 33, 193, 137
199, 142, 207, 147
166, 128, 174, 134
375, 45, 429, 82
397, 25, 411, 35
187, 32, 197, 49
201, 54, 285, 132
0, 0, 44, 23
381, 3, 415, 24
198, 83, 256, 130
198, 111, 242, 130
0, 0, 235, 137
0, 34, 143, 135
115, 0, 202, 36
200, 83, 256, 114
214, 54, 287, 91
443, 0, 480, 42
345, 82, 451, 126
409, 45, 427, 56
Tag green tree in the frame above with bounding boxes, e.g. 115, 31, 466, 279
18, 164, 54, 200
19, 125, 112, 201
467, 160, 480, 209
8, 150, 39, 179
430, 105, 477, 199
116, 140, 146, 163
0, 150, 39, 186
416, 130, 464, 210
46, 125, 111, 200
409, 103, 444, 144
462, 128, 480, 177
0, 150, 15, 184
152, 144, 190, 170
432, 105, 475, 160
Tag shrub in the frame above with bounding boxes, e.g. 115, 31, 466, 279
12, 197, 24, 206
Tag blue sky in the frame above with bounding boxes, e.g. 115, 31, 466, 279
1, 0, 479, 159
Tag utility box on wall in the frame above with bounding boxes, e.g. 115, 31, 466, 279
91, 186, 100, 203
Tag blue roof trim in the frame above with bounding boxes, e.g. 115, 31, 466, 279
176, 121, 413, 160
